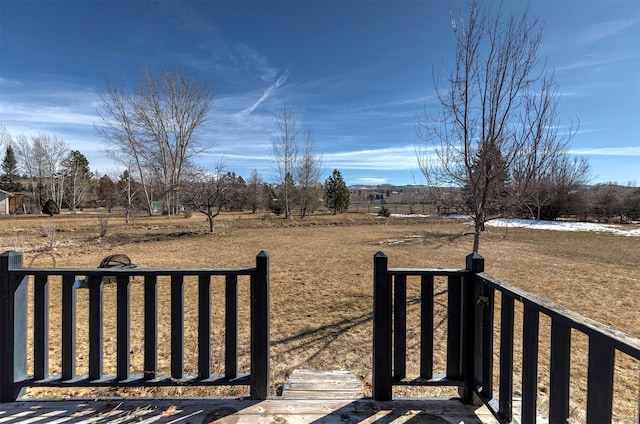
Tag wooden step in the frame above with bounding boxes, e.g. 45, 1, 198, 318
282, 369, 363, 399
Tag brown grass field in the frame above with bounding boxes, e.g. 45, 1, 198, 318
0, 210, 638, 422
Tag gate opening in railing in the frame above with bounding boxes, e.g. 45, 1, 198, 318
0, 250, 270, 402
373, 251, 640, 424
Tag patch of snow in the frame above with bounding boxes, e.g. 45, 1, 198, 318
486, 219, 640, 237
389, 213, 470, 219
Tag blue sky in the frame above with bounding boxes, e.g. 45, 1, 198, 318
1, 0, 638, 186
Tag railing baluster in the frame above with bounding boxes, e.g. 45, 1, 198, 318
549, 318, 571, 423
144, 275, 157, 380
460, 272, 476, 403
88, 275, 103, 380
171, 275, 184, 379
586, 336, 615, 423
116, 275, 130, 381
481, 286, 495, 399
499, 295, 514, 421
394, 275, 407, 380
62, 274, 76, 381
225, 274, 238, 379
250, 251, 270, 400
34, 275, 49, 381
447, 275, 462, 379
521, 304, 539, 424
198, 274, 211, 379
420, 275, 434, 380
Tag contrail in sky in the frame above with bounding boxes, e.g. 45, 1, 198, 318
240, 69, 289, 115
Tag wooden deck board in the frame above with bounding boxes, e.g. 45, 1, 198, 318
283, 369, 364, 399
0, 398, 499, 423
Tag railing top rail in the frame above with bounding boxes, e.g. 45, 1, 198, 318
388, 268, 469, 277
10, 267, 256, 277
476, 271, 640, 359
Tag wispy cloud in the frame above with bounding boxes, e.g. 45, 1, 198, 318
570, 146, 640, 156
354, 177, 389, 185
237, 69, 289, 116
576, 17, 638, 45
557, 54, 630, 72
324, 145, 419, 171
0, 77, 22, 88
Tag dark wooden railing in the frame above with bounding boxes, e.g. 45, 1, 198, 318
373, 251, 640, 424
0, 250, 270, 402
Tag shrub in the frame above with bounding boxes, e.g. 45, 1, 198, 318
378, 205, 391, 217
96, 208, 109, 237
42, 199, 60, 216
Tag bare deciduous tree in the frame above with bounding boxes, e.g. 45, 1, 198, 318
97, 76, 154, 215
521, 155, 590, 220
418, 1, 580, 252
296, 126, 324, 218
0, 124, 12, 150
272, 102, 298, 219
246, 169, 266, 214
181, 162, 229, 233
97, 66, 214, 217
15, 133, 68, 208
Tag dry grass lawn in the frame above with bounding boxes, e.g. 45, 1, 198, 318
0, 211, 638, 422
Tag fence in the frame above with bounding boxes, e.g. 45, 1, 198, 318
373, 251, 640, 423
3, 248, 639, 422
0, 250, 270, 402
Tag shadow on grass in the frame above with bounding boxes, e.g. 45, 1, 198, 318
271, 291, 449, 365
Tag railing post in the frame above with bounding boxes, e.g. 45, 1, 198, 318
250, 251, 270, 400
460, 253, 483, 403
373, 251, 392, 401
0, 251, 27, 402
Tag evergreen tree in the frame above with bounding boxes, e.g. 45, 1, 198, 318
0, 145, 21, 192
96, 175, 119, 212
324, 169, 350, 215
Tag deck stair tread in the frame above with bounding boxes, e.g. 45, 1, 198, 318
282, 369, 364, 399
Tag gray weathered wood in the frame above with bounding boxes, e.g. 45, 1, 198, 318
0, 398, 499, 423
283, 370, 363, 399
